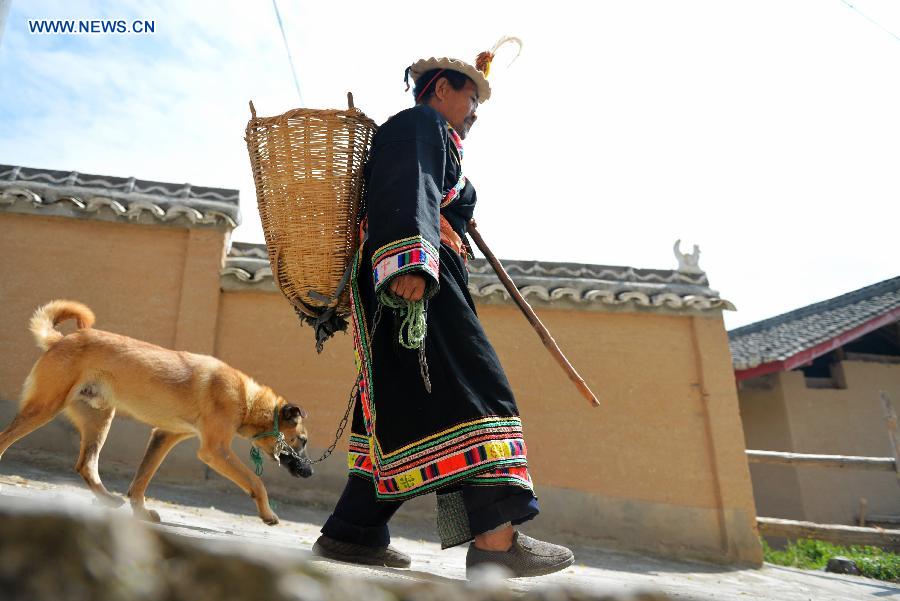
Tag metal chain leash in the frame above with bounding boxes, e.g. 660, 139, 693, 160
286, 303, 385, 465
418, 300, 431, 393
418, 343, 431, 393
270, 375, 357, 467
297, 376, 359, 464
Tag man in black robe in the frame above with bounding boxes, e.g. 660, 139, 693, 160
312, 53, 574, 578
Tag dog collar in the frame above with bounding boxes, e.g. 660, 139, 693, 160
249, 407, 288, 476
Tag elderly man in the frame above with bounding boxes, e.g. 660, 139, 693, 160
312, 49, 574, 578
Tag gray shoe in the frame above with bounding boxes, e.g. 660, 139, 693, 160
466, 532, 574, 578
312, 535, 411, 568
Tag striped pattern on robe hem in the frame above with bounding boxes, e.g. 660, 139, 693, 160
347, 431, 533, 499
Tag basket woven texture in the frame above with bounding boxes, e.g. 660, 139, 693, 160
245, 99, 377, 320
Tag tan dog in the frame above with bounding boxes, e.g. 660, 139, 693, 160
0, 300, 313, 525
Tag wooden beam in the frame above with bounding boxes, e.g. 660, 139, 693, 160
758, 517, 900, 547
844, 352, 900, 365
867, 514, 900, 525
746, 450, 896, 471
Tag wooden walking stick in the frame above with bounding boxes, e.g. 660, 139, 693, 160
467, 222, 600, 408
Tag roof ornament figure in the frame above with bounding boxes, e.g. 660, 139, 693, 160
674, 239, 704, 275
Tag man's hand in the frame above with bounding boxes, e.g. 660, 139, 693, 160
389, 273, 426, 302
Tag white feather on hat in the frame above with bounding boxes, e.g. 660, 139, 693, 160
407, 36, 522, 104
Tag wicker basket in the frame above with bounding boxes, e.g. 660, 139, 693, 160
245, 94, 377, 349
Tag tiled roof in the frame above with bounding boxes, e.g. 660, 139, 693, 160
223, 242, 735, 313
0, 165, 240, 229
729, 276, 900, 373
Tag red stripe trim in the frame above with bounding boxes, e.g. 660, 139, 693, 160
373, 241, 428, 260
378, 433, 526, 476
415, 68, 446, 102
377, 425, 524, 465
735, 306, 900, 382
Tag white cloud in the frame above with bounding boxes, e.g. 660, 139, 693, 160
1, 0, 898, 330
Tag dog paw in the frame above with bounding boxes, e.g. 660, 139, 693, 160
135, 509, 161, 523
262, 513, 280, 526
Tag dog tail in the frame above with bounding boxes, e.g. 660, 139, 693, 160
29, 300, 96, 351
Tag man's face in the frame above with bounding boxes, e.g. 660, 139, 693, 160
432, 78, 479, 139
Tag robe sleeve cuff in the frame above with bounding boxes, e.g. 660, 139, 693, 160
371, 235, 440, 298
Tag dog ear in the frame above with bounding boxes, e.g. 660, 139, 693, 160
280, 404, 303, 423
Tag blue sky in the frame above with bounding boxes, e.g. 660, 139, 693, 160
1, 0, 899, 329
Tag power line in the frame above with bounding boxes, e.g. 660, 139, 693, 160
271, 0, 304, 106
838, 0, 900, 43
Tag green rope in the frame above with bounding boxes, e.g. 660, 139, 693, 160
250, 446, 264, 476
378, 291, 427, 349
249, 407, 281, 476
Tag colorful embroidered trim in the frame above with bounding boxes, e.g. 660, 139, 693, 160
442, 125, 465, 208
347, 433, 374, 479
441, 174, 467, 208
468, 465, 533, 489
371, 235, 439, 294
349, 249, 377, 442
344, 414, 533, 500
373, 416, 523, 467
448, 125, 464, 161
350, 447, 532, 493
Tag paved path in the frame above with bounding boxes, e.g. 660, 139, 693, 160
0, 457, 896, 600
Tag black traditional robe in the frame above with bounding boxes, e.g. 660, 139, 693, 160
347, 104, 532, 500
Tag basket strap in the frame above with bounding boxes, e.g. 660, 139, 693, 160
306, 259, 354, 307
